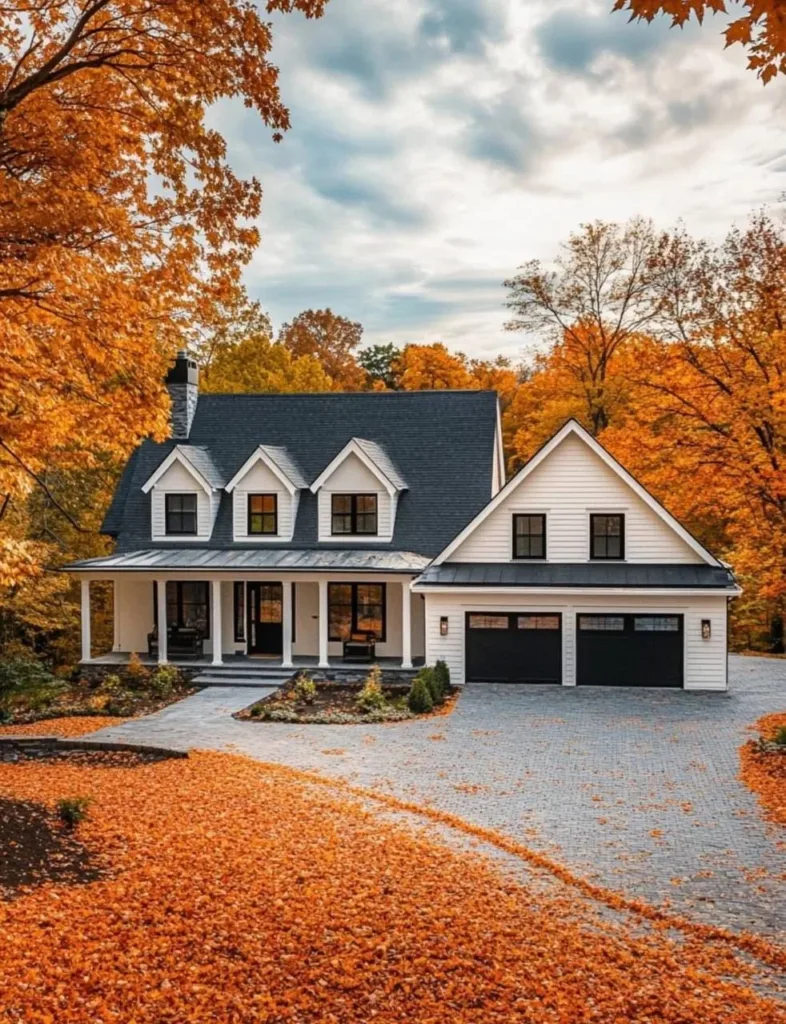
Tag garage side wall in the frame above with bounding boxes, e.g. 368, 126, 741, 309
424, 592, 728, 691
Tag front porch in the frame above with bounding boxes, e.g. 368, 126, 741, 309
78, 572, 426, 670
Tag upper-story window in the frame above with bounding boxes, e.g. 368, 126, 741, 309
331, 494, 378, 535
512, 514, 546, 560
248, 494, 277, 535
590, 514, 624, 560
165, 493, 197, 535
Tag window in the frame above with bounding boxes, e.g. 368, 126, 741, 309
165, 493, 197, 535
154, 581, 210, 637
590, 514, 624, 560
468, 614, 509, 630
578, 615, 624, 632
634, 616, 680, 632
233, 582, 245, 642
331, 494, 378, 535
517, 615, 560, 630
248, 494, 277, 535
513, 514, 546, 559
328, 583, 386, 640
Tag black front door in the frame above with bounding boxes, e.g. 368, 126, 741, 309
247, 583, 283, 656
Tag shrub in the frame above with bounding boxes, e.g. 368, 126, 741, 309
100, 674, 124, 696
125, 652, 150, 685
356, 665, 387, 712
417, 667, 443, 706
773, 725, 786, 746
408, 675, 433, 714
88, 693, 111, 712
434, 659, 450, 693
293, 673, 317, 704
0, 655, 56, 695
148, 664, 180, 698
57, 796, 92, 828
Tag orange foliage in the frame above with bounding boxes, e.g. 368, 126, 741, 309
0, 750, 783, 1022
740, 712, 786, 827
613, 1, 786, 82
279, 308, 367, 390
393, 342, 474, 390
0, 716, 129, 737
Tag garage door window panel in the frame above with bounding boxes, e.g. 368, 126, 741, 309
468, 614, 509, 629
518, 615, 560, 630
579, 615, 625, 631
634, 616, 680, 632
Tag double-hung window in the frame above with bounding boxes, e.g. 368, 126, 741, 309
512, 514, 546, 559
590, 514, 625, 560
331, 494, 378, 535
165, 493, 197, 535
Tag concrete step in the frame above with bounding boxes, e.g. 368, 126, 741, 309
195, 665, 294, 676
193, 677, 283, 689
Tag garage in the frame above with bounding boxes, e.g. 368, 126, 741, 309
465, 612, 562, 683
577, 614, 683, 688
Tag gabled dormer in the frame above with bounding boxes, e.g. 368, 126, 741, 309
141, 446, 224, 542
310, 438, 407, 544
225, 445, 307, 543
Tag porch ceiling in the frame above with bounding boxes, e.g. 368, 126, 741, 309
64, 548, 431, 574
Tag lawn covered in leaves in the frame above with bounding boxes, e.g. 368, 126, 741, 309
0, 751, 784, 1023
741, 712, 786, 827
0, 716, 130, 737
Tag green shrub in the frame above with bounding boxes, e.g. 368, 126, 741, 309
148, 664, 180, 698
0, 655, 56, 695
773, 725, 786, 746
407, 675, 433, 714
356, 664, 387, 712
100, 673, 124, 696
416, 667, 443, 706
293, 673, 317, 704
433, 659, 450, 693
57, 796, 92, 828
0, 707, 12, 724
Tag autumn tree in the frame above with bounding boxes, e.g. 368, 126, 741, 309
0, 0, 329, 589
392, 343, 474, 390
202, 333, 334, 394
613, 1, 786, 82
193, 293, 273, 372
279, 309, 366, 390
358, 343, 402, 389
504, 218, 661, 435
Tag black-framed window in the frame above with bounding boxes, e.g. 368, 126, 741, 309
590, 514, 624, 560
328, 582, 386, 641
513, 514, 546, 559
233, 582, 245, 642
153, 581, 210, 638
331, 494, 378, 535
165, 493, 197, 535
248, 494, 277, 535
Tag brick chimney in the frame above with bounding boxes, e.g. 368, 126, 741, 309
166, 350, 199, 439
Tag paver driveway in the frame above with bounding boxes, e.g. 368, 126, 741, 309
93, 654, 786, 936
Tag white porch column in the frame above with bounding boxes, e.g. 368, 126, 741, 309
318, 578, 329, 668
112, 580, 120, 651
212, 579, 223, 666
156, 579, 168, 664
282, 581, 293, 668
401, 579, 412, 669
80, 579, 91, 662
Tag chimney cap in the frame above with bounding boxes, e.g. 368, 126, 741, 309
166, 349, 199, 386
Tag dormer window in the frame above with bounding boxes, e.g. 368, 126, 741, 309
165, 493, 197, 535
590, 514, 625, 560
331, 494, 378, 535
248, 494, 277, 535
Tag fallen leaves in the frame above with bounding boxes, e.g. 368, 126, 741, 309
740, 711, 786, 827
0, 750, 784, 1023
0, 716, 129, 737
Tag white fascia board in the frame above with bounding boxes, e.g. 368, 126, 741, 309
141, 447, 213, 496
432, 419, 721, 567
225, 447, 298, 495
493, 397, 505, 496
310, 439, 398, 496
410, 584, 742, 597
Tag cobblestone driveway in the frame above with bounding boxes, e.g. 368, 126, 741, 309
94, 655, 786, 936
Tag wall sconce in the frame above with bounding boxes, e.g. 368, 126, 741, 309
701, 619, 711, 640
440, 616, 449, 636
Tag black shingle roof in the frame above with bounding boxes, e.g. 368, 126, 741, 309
414, 562, 739, 590
103, 390, 498, 559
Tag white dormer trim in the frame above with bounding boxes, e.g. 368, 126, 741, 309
225, 447, 299, 496
310, 439, 403, 497
141, 447, 213, 496
432, 419, 721, 567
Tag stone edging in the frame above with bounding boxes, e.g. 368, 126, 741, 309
0, 736, 188, 759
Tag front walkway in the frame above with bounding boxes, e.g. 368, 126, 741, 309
91, 655, 786, 936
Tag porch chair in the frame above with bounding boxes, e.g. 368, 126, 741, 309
342, 631, 377, 663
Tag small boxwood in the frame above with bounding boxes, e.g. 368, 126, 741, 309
408, 675, 433, 714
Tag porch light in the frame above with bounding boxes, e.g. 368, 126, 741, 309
701, 619, 711, 640
440, 616, 449, 636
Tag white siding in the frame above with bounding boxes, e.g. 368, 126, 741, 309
316, 452, 394, 542
293, 581, 319, 657
424, 592, 728, 691
114, 578, 155, 653
150, 461, 214, 542
232, 461, 298, 542
451, 433, 703, 564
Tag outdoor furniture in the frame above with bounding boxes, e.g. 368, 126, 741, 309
342, 631, 377, 663
147, 626, 204, 660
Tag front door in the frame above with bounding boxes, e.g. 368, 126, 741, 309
247, 583, 283, 656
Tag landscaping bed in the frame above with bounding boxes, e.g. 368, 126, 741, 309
740, 712, 786, 827
0, 654, 195, 728
236, 663, 456, 724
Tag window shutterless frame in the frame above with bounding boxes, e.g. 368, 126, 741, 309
589, 513, 625, 560
512, 513, 546, 560
327, 582, 386, 641
247, 493, 277, 535
330, 494, 378, 535
164, 493, 198, 535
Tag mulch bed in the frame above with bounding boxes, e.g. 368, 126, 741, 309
740, 712, 786, 827
235, 681, 456, 724
2, 683, 195, 728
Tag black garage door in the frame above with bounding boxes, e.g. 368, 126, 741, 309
465, 612, 562, 683
577, 614, 683, 688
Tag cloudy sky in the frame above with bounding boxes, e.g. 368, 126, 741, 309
215, 0, 786, 361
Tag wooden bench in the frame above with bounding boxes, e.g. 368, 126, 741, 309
342, 632, 377, 663
147, 627, 204, 660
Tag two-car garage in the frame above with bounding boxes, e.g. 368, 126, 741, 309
465, 611, 684, 688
